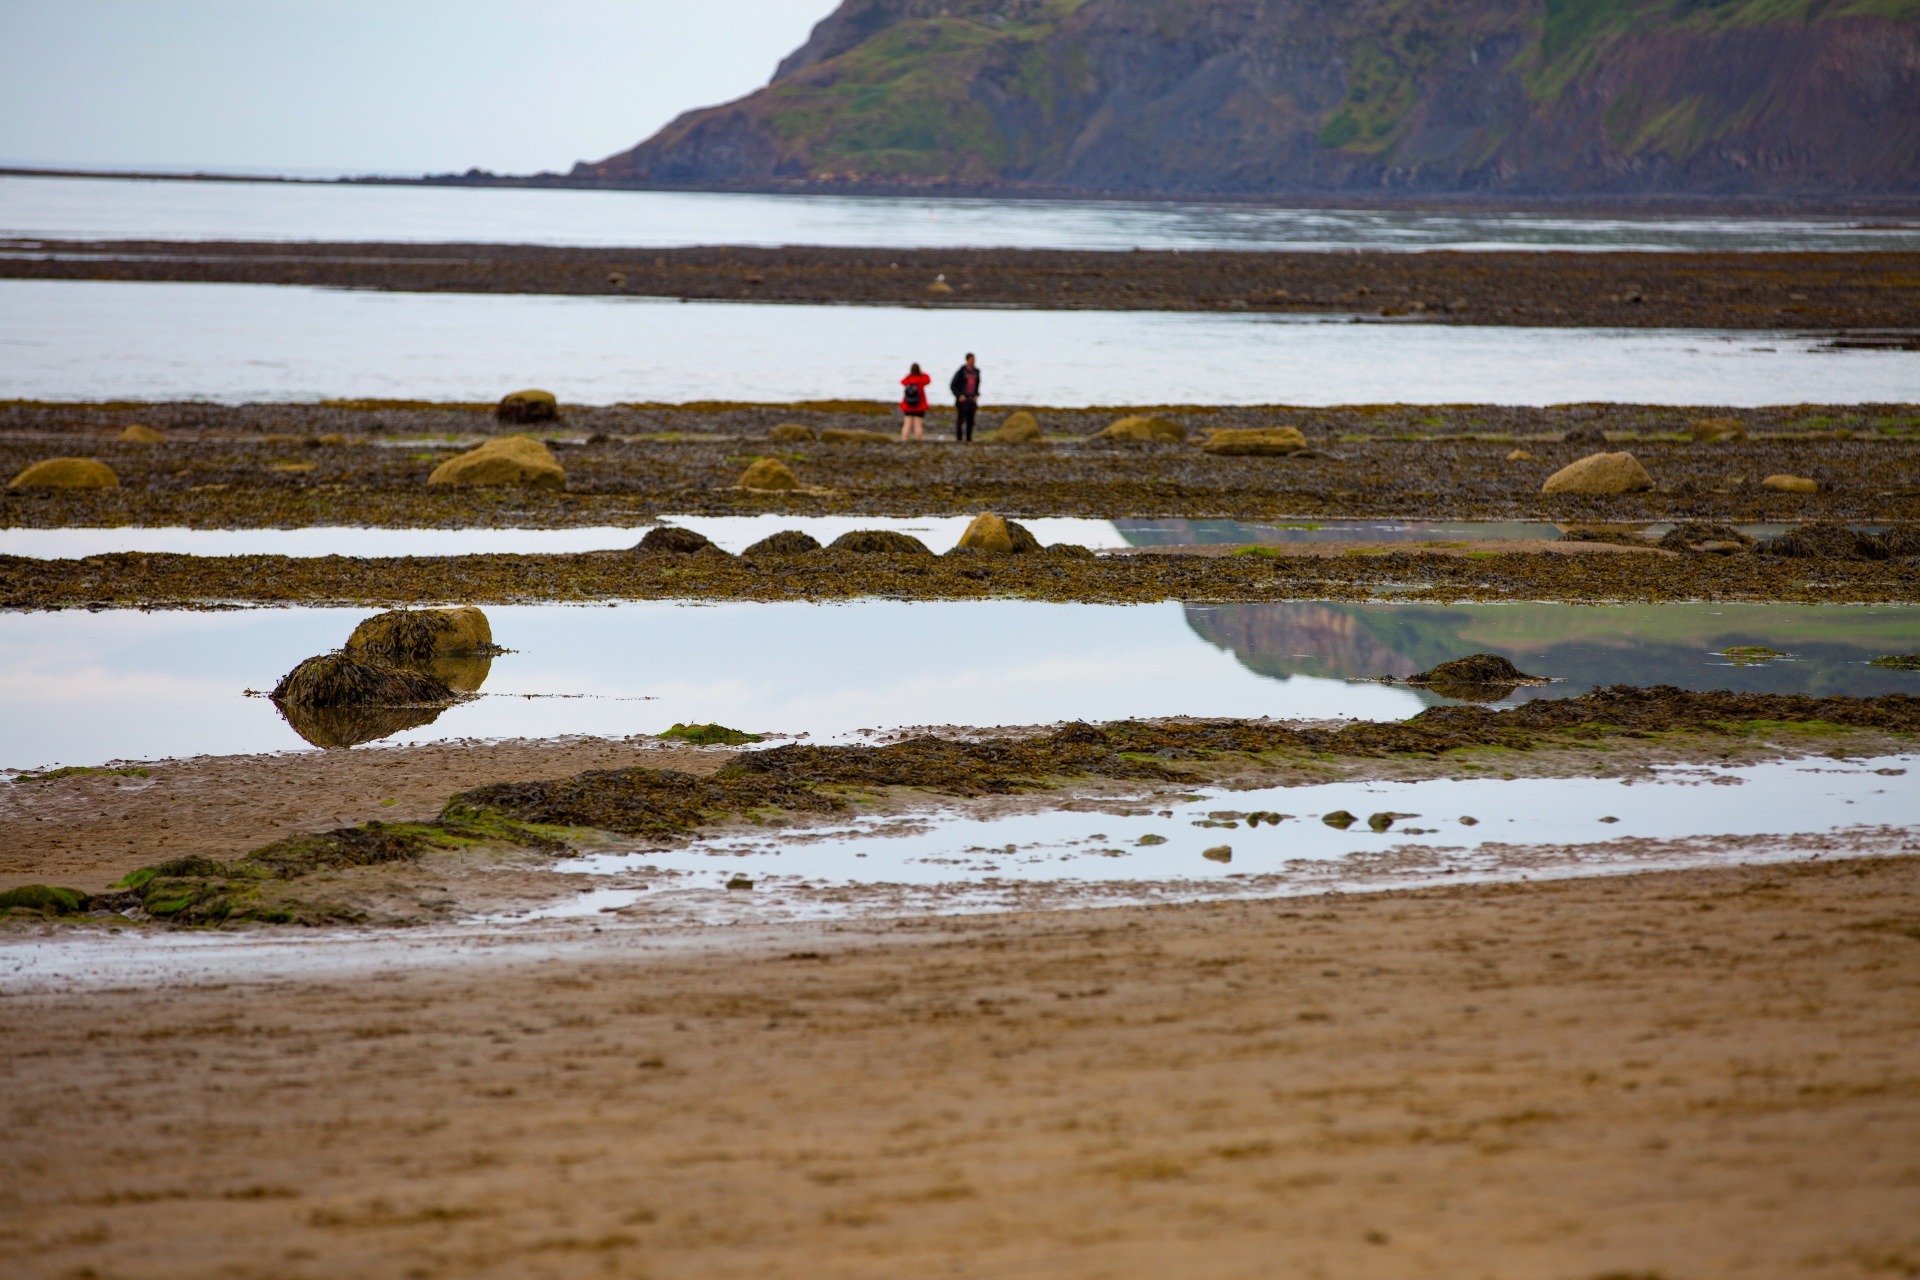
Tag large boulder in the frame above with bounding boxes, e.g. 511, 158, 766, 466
819, 427, 895, 445
1202, 427, 1308, 456
9, 458, 119, 490
118, 424, 168, 444
496, 389, 558, 424
1541, 452, 1653, 495
346, 606, 494, 666
427, 436, 565, 489
767, 423, 817, 442
956, 513, 1041, 553
635, 526, 727, 555
989, 411, 1041, 443
739, 457, 801, 490
829, 530, 931, 555
1096, 415, 1186, 443
743, 529, 823, 556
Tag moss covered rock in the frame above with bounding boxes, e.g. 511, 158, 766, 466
990, 411, 1041, 443
1096, 415, 1186, 443
0, 884, 92, 916
1762, 474, 1820, 494
346, 606, 494, 665
740, 457, 802, 490
118, 424, 168, 444
9, 457, 119, 489
767, 423, 817, 442
496, 389, 558, 424
1202, 427, 1308, 456
743, 529, 823, 556
830, 529, 931, 555
635, 526, 727, 555
272, 653, 457, 710
1691, 417, 1747, 442
428, 436, 565, 489
1541, 452, 1652, 495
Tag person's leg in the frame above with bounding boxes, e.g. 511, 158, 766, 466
964, 401, 977, 440
901, 415, 912, 440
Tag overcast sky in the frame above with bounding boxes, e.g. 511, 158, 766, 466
0, 1, 837, 175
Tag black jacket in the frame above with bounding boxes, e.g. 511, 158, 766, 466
950, 364, 982, 400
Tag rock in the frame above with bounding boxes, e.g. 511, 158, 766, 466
118, 424, 167, 444
1657, 522, 1754, 553
1202, 427, 1308, 456
926, 278, 953, 295
1321, 810, 1357, 829
1368, 812, 1413, 832
990, 411, 1041, 443
496, 389, 558, 424
635, 526, 727, 555
726, 876, 755, 890
1757, 523, 1887, 560
1096, 415, 1186, 443
271, 653, 456, 710
1137, 834, 1168, 846
767, 423, 817, 442
1507, 449, 1536, 461
744, 529, 823, 556
1881, 527, 1920, 557
1720, 645, 1785, 664
819, 427, 894, 445
1562, 424, 1609, 446
1396, 653, 1544, 703
739, 457, 801, 490
956, 514, 1042, 554
1691, 417, 1747, 442
1541, 452, 1653, 495
1557, 525, 1652, 547
661, 723, 763, 745
1870, 653, 1920, 670
1046, 543, 1095, 558
1762, 474, 1819, 493
346, 607, 494, 667
829, 530, 932, 555
1202, 846, 1232, 863
427, 436, 565, 489
0, 885, 93, 916
9, 457, 119, 489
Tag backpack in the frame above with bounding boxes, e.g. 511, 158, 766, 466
903, 382, 925, 410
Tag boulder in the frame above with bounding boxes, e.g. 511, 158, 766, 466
1657, 522, 1754, 553
989, 411, 1041, 443
1397, 652, 1545, 702
0, 885, 93, 916
496, 389, 558, 424
427, 436, 565, 489
1321, 810, 1357, 829
635, 526, 727, 555
744, 529, 823, 556
767, 423, 817, 442
819, 427, 894, 445
1541, 452, 1653, 495
1691, 417, 1747, 442
1762, 474, 1819, 493
739, 457, 801, 491
1202, 427, 1308, 456
118, 424, 167, 444
346, 606, 494, 666
956, 513, 1041, 554
1202, 846, 1233, 863
1046, 543, 1095, 558
9, 457, 119, 490
1096, 415, 1186, 443
1757, 523, 1887, 560
829, 530, 932, 555
271, 653, 455, 710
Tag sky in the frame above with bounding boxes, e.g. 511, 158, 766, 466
0, 1, 837, 176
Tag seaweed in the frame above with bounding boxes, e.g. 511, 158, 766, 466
636, 526, 727, 555
660, 723, 764, 745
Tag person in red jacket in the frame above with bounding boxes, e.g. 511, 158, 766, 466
899, 363, 931, 440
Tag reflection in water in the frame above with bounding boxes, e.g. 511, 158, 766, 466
275, 652, 493, 749
1185, 601, 1920, 702
1116, 518, 1565, 546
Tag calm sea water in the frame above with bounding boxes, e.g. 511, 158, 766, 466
5, 280, 1910, 406
4, 175, 1917, 252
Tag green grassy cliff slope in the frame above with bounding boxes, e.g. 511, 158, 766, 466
578, 0, 1920, 196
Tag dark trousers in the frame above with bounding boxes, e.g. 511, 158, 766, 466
955, 399, 977, 440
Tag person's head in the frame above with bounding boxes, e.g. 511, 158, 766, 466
910, 362, 922, 375
965, 353, 976, 366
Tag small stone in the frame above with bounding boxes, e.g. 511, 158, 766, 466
1541, 452, 1653, 495
739, 457, 801, 491
1202, 846, 1232, 863
1321, 811, 1357, 830
1762, 474, 1819, 494
1137, 834, 1168, 846
1459, 816, 1479, 826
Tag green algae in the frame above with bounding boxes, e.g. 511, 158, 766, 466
1871, 653, 1920, 670
0, 885, 93, 915
660, 723, 765, 745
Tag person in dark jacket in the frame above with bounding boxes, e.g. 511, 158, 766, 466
949, 353, 981, 442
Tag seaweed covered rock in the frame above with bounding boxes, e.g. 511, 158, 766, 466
496, 389, 558, 424
1202, 427, 1308, 456
1690, 417, 1747, 443
989, 411, 1042, 443
743, 529, 823, 556
1657, 523, 1755, 554
276, 701, 455, 750
1762, 474, 1820, 494
0, 885, 93, 916
1881, 527, 1920, 557
428, 435, 565, 489
829, 529, 932, 555
1871, 654, 1920, 670
956, 513, 1041, 554
819, 427, 894, 445
1562, 424, 1609, 446
635, 526, 726, 555
272, 653, 457, 710
346, 606, 494, 665
1046, 543, 1095, 558
1757, 523, 1887, 560
1541, 452, 1652, 496
1096, 415, 1186, 443
739, 457, 801, 490
1394, 653, 1547, 703
767, 423, 817, 442
9, 457, 119, 490
118, 424, 168, 444
660, 723, 763, 745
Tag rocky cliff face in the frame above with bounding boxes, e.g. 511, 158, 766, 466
580, 0, 1920, 197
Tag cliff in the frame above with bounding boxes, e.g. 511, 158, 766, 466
575, 0, 1920, 197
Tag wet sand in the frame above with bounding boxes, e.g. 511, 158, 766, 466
3, 853, 1917, 1279
5, 240, 1919, 331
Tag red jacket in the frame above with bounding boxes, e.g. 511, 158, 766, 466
900, 372, 931, 414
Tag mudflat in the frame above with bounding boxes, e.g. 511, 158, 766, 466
2, 853, 1916, 1279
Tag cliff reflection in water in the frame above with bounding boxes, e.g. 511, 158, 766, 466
1183, 602, 1920, 703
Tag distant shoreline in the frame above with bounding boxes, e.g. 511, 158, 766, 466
6, 165, 1920, 220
